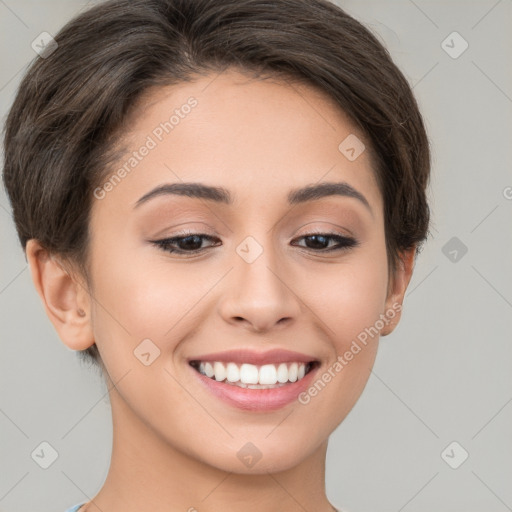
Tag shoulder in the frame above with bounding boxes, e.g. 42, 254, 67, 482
333, 506, 352, 512
63, 504, 87, 512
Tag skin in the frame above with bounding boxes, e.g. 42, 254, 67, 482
27, 68, 415, 512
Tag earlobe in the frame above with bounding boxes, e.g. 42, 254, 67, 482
26, 239, 95, 351
381, 246, 416, 337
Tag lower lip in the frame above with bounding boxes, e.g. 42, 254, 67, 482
189, 363, 319, 412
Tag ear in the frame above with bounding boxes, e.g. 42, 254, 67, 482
380, 246, 416, 336
26, 239, 95, 351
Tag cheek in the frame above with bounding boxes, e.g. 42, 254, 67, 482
88, 241, 194, 364
307, 254, 389, 348
92, 258, 194, 346
300, 256, 389, 421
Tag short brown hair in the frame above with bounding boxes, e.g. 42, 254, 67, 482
2, 0, 431, 368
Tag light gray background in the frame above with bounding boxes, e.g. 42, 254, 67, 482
1, 1, 511, 511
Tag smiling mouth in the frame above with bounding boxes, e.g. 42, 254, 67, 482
189, 360, 319, 389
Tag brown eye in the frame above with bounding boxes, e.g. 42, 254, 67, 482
292, 233, 358, 252
152, 233, 221, 254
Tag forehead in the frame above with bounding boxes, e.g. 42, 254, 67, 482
91, 68, 382, 221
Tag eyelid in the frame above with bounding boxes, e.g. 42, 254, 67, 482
293, 220, 356, 238
295, 227, 352, 238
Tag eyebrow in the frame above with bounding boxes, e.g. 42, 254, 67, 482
133, 181, 373, 215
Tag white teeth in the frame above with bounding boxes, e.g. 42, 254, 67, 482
204, 362, 214, 378
226, 362, 240, 382
213, 361, 226, 381
240, 363, 259, 384
193, 360, 312, 386
259, 364, 278, 385
225, 381, 288, 389
277, 363, 288, 383
289, 362, 298, 382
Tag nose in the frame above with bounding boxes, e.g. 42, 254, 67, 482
217, 240, 302, 333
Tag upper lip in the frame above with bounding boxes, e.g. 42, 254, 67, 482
188, 348, 319, 366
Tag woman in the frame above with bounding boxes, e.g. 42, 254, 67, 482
2, 0, 430, 510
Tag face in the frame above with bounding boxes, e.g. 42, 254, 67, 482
78, 69, 408, 473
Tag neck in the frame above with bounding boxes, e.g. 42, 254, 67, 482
82, 388, 336, 512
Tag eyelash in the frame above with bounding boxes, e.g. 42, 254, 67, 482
150, 230, 359, 256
